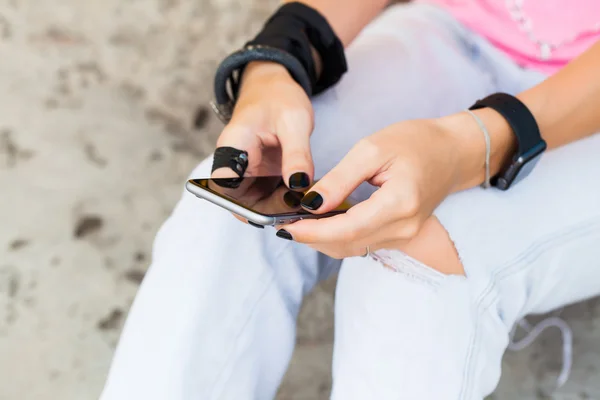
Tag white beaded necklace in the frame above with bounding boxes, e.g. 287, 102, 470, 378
505, 0, 600, 60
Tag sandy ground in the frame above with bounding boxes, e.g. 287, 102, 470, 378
1, 0, 599, 399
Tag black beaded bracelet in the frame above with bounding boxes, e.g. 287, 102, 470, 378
210, 2, 347, 124
211, 45, 312, 124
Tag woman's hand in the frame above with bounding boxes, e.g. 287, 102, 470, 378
280, 114, 492, 259
213, 61, 315, 190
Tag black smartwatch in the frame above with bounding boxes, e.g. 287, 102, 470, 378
469, 93, 547, 190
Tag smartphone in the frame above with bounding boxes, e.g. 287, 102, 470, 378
186, 176, 356, 226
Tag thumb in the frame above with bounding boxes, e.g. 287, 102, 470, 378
214, 123, 263, 177
300, 140, 381, 214
275, 108, 315, 190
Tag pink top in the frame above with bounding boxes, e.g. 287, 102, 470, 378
427, 0, 600, 74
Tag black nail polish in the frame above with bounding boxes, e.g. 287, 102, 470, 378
301, 191, 323, 211
289, 172, 310, 189
276, 229, 293, 241
248, 221, 264, 229
283, 191, 304, 208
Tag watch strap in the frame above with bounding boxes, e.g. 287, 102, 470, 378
469, 93, 547, 190
469, 93, 543, 154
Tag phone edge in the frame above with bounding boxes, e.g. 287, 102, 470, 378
185, 180, 276, 226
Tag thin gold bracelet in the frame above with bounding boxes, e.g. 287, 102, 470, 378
465, 110, 491, 189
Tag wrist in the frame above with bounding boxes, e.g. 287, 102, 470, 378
239, 61, 294, 98
439, 109, 516, 192
242, 61, 291, 82
240, 44, 321, 88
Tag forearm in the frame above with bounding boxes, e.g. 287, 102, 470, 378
284, 0, 390, 47
519, 41, 600, 149
446, 41, 600, 190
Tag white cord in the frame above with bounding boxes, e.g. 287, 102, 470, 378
465, 110, 491, 188
509, 316, 573, 389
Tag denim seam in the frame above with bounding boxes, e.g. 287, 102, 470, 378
458, 217, 600, 399
207, 242, 295, 400
495, 219, 600, 281
459, 288, 503, 400
470, 217, 600, 311
457, 296, 484, 400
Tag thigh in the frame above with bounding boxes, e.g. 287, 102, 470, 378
102, 158, 337, 400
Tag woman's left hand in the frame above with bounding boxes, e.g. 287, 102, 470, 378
281, 115, 487, 259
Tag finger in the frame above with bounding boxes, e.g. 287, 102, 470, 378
215, 124, 263, 175
233, 214, 247, 224
304, 235, 407, 261
299, 139, 383, 214
359, 214, 422, 246
301, 220, 423, 260
275, 107, 315, 190
303, 242, 360, 260
298, 215, 441, 264
285, 186, 393, 243
303, 237, 392, 260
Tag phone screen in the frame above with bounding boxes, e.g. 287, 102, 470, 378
189, 176, 355, 217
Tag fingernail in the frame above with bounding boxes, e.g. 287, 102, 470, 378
301, 191, 323, 211
276, 229, 293, 241
248, 221, 264, 229
283, 191, 304, 208
289, 172, 310, 189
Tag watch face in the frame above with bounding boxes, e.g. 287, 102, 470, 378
496, 142, 547, 190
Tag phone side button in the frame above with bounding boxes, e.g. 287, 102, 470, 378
248, 221, 265, 229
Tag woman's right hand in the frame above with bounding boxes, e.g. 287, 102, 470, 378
213, 61, 316, 190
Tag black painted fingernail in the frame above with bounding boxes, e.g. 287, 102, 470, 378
276, 229, 293, 241
301, 191, 323, 211
289, 172, 311, 189
248, 221, 264, 229
283, 191, 304, 208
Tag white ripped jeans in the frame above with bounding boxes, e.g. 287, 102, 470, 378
101, 3, 600, 400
